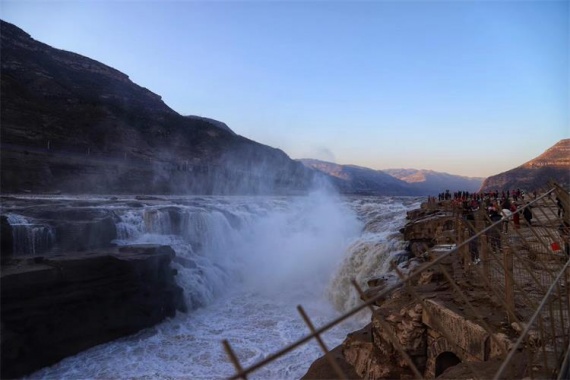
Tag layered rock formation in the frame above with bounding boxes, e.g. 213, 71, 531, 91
0, 20, 315, 195
1, 196, 119, 258
303, 202, 527, 379
1, 245, 186, 378
480, 139, 570, 192
1, 196, 188, 377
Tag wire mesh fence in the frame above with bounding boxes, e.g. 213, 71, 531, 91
223, 187, 570, 379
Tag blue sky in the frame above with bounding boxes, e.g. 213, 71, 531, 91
2, 1, 568, 177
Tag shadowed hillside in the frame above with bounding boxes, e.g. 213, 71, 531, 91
0, 20, 315, 195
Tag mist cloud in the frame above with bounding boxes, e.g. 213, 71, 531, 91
311, 146, 336, 163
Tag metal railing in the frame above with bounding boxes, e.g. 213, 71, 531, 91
222, 187, 570, 379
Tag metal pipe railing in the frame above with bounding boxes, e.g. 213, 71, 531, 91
223, 187, 570, 379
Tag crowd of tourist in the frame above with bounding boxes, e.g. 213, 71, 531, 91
426, 188, 569, 262
432, 188, 526, 203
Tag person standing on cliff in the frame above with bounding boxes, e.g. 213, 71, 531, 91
556, 197, 565, 219
511, 202, 520, 229
523, 204, 533, 226
501, 198, 512, 234
559, 221, 570, 258
488, 206, 502, 252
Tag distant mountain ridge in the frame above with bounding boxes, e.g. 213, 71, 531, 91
299, 160, 485, 196
303, 141, 570, 196
384, 169, 484, 194
299, 159, 420, 196
480, 139, 570, 192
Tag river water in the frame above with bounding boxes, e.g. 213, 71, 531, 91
9, 192, 420, 379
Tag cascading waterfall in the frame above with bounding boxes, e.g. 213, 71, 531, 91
327, 197, 421, 312
26, 194, 420, 379
113, 205, 251, 309
6, 214, 55, 256
114, 210, 145, 241
143, 209, 173, 235
328, 233, 408, 312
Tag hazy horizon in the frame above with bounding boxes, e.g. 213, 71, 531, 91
2, 1, 568, 177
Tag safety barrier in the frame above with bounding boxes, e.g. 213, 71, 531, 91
222, 186, 570, 379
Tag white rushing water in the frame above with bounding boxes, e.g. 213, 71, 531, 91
25, 192, 420, 379
5, 213, 55, 256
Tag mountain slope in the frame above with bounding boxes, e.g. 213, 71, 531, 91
479, 139, 570, 192
0, 20, 314, 194
299, 159, 421, 196
384, 169, 484, 194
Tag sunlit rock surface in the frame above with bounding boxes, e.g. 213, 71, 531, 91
480, 139, 570, 192
384, 168, 484, 195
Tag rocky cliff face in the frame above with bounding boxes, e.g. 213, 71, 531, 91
384, 169, 483, 195
299, 159, 421, 196
479, 139, 570, 192
0, 20, 315, 194
0, 195, 187, 377
303, 202, 526, 380
1, 245, 186, 378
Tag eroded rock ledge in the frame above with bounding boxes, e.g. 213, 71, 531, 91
1, 245, 186, 378
303, 202, 522, 380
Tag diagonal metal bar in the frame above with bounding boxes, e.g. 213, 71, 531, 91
223, 340, 248, 380
437, 262, 512, 357
351, 279, 424, 379
224, 189, 566, 380
481, 203, 562, 316
391, 262, 484, 380
297, 305, 347, 380
464, 216, 548, 309
556, 338, 570, 380
493, 258, 570, 380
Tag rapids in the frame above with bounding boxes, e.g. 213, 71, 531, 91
12, 192, 420, 379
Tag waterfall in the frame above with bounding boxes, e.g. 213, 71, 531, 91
143, 209, 173, 235
115, 210, 145, 240
112, 205, 248, 309
109, 192, 363, 310
326, 197, 421, 312
6, 214, 55, 256
21, 194, 421, 379
327, 233, 407, 312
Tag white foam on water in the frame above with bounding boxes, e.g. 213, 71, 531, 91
328, 196, 421, 312
5, 213, 55, 256
26, 193, 420, 379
